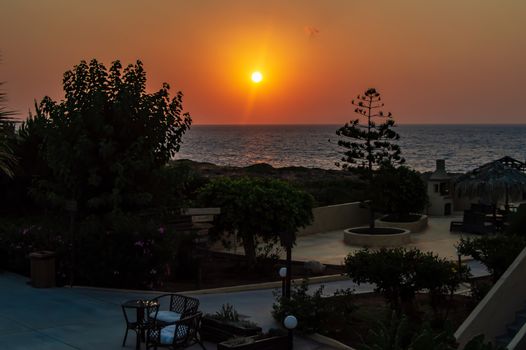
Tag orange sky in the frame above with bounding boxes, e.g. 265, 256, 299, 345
1, 0, 526, 124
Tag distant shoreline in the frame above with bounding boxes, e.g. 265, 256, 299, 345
189, 123, 526, 127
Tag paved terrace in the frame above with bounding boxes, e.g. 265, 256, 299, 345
0, 272, 341, 350
288, 215, 477, 265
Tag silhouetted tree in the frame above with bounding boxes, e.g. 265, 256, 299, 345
335, 88, 404, 228
0, 81, 16, 177
31, 59, 191, 213
336, 88, 404, 171
198, 177, 314, 267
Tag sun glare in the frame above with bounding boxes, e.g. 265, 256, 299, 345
251, 71, 263, 83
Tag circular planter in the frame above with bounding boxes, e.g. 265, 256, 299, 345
375, 214, 428, 233
343, 227, 411, 247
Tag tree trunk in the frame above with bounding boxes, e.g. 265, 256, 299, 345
369, 206, 375, 229
242, 235, 257, 268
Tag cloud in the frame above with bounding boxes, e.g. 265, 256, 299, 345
304, 26, 320, 39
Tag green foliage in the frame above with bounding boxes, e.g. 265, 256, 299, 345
371, 166, 428, 219
215, 303, 240, 322
359, 313, 457, 350
74, 212, 194, 288
0, 212, 195, 289
464, 335, 504, 350
29, 59, 191, 213
345, 248, 468, 316
272, 279, 355, 334
198, 177, 313, 265
335, 88, 404, 173
0, 215, 69, 278
457, 235, 526, 282
0, 81, 16, 178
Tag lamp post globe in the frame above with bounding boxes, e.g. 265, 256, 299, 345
279, 267, 287, 278
284, 315, 298, 330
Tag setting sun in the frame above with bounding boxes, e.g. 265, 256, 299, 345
251, 71, 263, 83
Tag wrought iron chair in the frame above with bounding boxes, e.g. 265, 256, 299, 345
146, 311, 206, 350
149, 294, 200, 325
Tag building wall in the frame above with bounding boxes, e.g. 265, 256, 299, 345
427, 181, 453, 216
297, 202, 369, 235
455, 246, 526, 348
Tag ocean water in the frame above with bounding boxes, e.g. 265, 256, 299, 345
174, 124, 526, 173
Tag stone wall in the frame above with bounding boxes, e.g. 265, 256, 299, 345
297, 202, 369, 236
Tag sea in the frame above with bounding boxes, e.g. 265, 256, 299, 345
174, 124, 526, 173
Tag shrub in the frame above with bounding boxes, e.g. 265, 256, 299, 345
272, 279, 354, 334
345, 248, 468, 317
371, 166, 428, 220
74, 212, 195, 289
359, 313, 457, 350
0, 215, 69, 281
215, 303, 240, 322
457, 235, 526, 282
198, 177, 313, 267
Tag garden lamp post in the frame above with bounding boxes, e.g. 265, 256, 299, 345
279, 231, 294, 300
279, 267, 287, 297
65, 199, 77, 287
284, 314, 298, 350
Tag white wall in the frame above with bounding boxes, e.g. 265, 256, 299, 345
455, 247, 526, 348
297, 202, 369, 235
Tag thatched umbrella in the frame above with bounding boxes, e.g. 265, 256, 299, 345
455, 161, 526, 210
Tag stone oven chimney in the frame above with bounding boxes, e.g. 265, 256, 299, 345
430, 159, 449, 180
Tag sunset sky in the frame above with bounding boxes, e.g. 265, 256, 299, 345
1, 0, 525, 124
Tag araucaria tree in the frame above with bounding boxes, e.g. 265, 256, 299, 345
335, 88, 404, 228
336, 88, 404, 171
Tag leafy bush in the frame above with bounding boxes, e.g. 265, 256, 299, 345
345, 248, 468, 317
74, 212, 195, 288
371, 166, 428, 220
0, 212, 196, 289
0, 215, 69, 280
23, 59, 191, 214
198, 177, 313, 266
457, 235, 526, 282
215, 303, 240, 322
272, 279, 355, 334
359, 313, 457, 350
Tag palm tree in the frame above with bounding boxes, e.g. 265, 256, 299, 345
0, 81, 16, 177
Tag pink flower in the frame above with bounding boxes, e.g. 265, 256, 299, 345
158, 226, 165, 234
134, 240, 145, 247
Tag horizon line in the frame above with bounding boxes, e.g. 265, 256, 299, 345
191, 122, 526, 126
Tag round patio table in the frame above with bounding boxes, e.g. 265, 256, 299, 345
121, 299, 159, 350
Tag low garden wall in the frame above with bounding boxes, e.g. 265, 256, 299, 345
297, 202, 369, 236
375, 215, 428, 233
343, 227, 411, 247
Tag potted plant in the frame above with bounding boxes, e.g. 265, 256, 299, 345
201, 304, 262, 343
217, 329, 289, 350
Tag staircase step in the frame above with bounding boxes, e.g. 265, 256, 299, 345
495, 334, 513, 347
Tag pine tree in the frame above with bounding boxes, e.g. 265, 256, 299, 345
335, 88, 404, 228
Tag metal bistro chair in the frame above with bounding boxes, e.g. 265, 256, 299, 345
149, 294, 200, 325
146, 311, 206, 350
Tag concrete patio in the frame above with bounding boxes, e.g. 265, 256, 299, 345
0, 272, 338, 350
290, 215, 477, 265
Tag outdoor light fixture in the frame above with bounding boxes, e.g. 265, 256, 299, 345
284, 315, 298, 330
284, 315, 298, 350
279, 267, 287, 278
278, 267, 287, 297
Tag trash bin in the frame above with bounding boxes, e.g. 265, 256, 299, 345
29, 251, 56, 288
